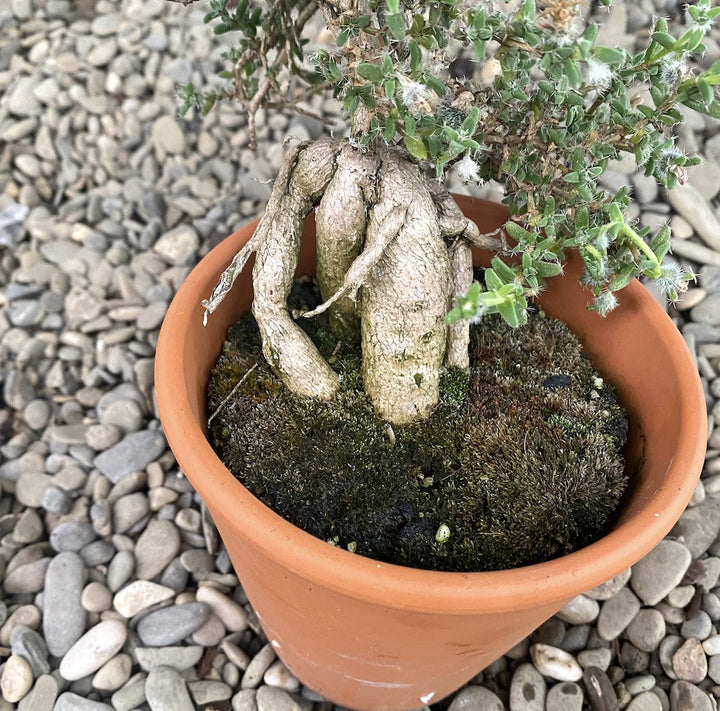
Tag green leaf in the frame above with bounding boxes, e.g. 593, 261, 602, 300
404, 134, 427, 160
356, 63, 383, 83
383, 117, 397, 142
535, 261, 563, 278
460, 107, 480, 136
504, 221, 534, 244
649, 225, 671, 260
386, 12, 406, 41
593, 46, 626, 66
386, 0, 400, 14
484, 268, 504, 292
490, 257, 517, 283
410, 42, 422, 73
651, 31, 677, 50
682, 98, 720, 120
563, 171, 581, 184
608, 264, 636, 292
497, 298, 522, 327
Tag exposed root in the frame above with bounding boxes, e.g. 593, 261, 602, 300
446, 238, 473, 370
201, 143, 304, 322
252, 139, 343, 400
428, 180, 501, 251
315, 145, 381, 337
361, 150, 452, 424
303, 205, 407, 320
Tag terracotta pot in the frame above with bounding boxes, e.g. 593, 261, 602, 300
155, 196, 706, 711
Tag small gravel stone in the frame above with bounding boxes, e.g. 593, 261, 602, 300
91, 653, 132, 691
545, 682, 583, 711
134, 646, 204, 672
153, 225, 200, 265
0, 654, 34, 703
196, 585, 249, 631
145, 666, 194, 711
232, 689, 258, 711
530, 644, 583, 682
448, 686, 504, 710
187, 679, 233, 705
59, 619, 128, 681
241, 644, 277, 690
669, 680, 714, 711
597, 587, 641, 640
556, 595, 600, 625
113, 580, 175, 618
134, 518, 181, 580
263, 660, 300, 692
630, 541, 692, 606
136, 601, 210, 646
113, 492, 150, 533
626, 609, 666, 652
585, 569, 631, 600
54, 692, 114, 711
43, 552, 86, 657
509, 663, 546, 711
93, 430, 166, 483
81, 582, 113, 613
681, 610, 712, 640
671, 637, 708, 683
577, 648, 612, 671
626, 691, 662, 711
10, 624, 50, 676
151, 115, 187, 155
50, 521, 96, 552
191, 612, 226, 646
255, 686, 301, 711
18, 673, 59, 711
670, 494, 720, 557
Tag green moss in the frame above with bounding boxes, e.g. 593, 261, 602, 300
207, 283, 629, 573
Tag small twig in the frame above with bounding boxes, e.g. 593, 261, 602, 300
207, 363, 258, 426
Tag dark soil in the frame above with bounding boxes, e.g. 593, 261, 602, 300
207, 279, 629, 572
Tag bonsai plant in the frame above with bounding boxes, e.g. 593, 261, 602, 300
155, 0, 714, 708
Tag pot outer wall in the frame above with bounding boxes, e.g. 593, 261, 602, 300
155, 196, 707, 711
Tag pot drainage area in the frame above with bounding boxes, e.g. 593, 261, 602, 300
1, 1, 720, 710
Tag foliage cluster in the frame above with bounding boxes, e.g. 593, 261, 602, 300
177, 0, 720, 325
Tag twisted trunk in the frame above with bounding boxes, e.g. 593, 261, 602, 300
208, 138, 502, 424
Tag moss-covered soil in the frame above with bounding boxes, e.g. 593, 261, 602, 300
207, 279, 629, 572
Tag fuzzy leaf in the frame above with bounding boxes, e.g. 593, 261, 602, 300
356, 63, 383, 83
404, 134, 427, 160
386, 12, 406, 40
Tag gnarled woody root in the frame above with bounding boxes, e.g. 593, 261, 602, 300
204, 138, 502, 425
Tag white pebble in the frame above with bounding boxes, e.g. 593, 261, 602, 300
530, 643, 583, 682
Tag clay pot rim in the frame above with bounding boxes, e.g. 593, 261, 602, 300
156, 197, 707, 615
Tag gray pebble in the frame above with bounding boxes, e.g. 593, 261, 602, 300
448, 685, 504, 710
630, 541, 692, 606
232, 689, 258, 711
509, 663, 546, 711
50, 521, 96, 552
53, 692, 113, 711
545, 682, 583, 711
187, 679, 233, 705
669, 680, 714, 711
241, 644, 277, 690
4, 556, 49, 593
681, 610, 712, 640
41, 485, 73, 514
134, 646, 204, 672
626, 609, 666, 652
23, 399, 51, 430
626, 692, 662, 711
134, 518, 180, 580
255, 686, 301, 711
113, 492, 150, 533
43, 552, 86, 656
145, 666, 194, 711
597, 588, 641, 640
17, 673, 59, 711
672, 637, 707, 683
13, 508, 44, 543
10, 624, 50, 676
136, 601, 210, 646
110, 673, 147, 711
92, 429, 165, 483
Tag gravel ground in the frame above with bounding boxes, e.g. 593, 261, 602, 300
1, 0, 720, 710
